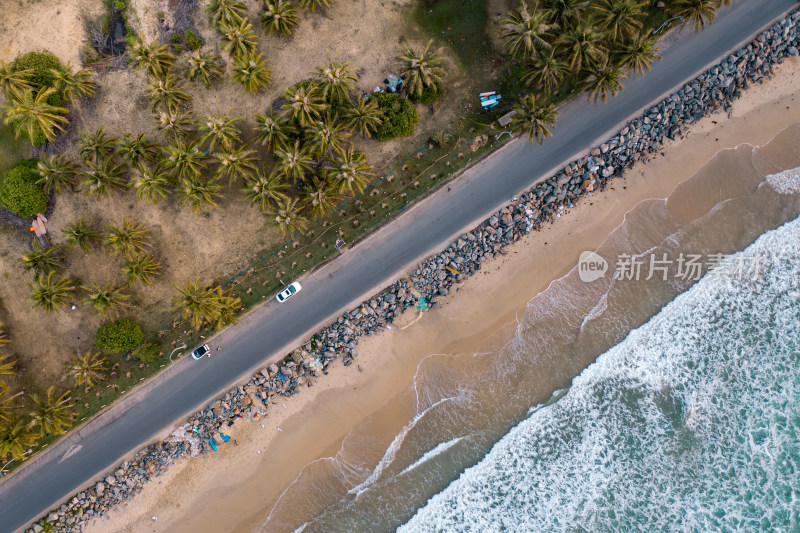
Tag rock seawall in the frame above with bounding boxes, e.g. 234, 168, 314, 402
28, 10, 800, 532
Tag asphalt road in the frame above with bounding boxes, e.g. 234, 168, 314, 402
1, 1, 798, 531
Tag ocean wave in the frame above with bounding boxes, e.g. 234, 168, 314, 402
765, 165, 800, 194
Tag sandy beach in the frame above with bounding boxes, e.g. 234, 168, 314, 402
83, 55, 800, 533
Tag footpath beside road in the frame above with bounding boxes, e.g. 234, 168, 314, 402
2, 1, 799, 531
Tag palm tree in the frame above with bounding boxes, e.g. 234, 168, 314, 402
219, 18, 258, 59
0, 354, 16, 393
66, 351, 106, 388
282, 84, 327, 127
0, 60, 33, 101
675, 0, 718, 31
241, 168, 289, 212
232, 53, 272, 93
592, 0, 645, 42
28, 386, 74, 437
305, 115, 348, 158
122, 253, 162, 286
172, 278, 241, 330
21, 241, 64, 277
129, 163, 171, 205
275, 139, 314, 180
146, 74, 191, 113
510, 94, 559, 144
269, 196, 308, 235
315, 58, 358, 104
3, 87, 69, 143
0, 389, 21, 423
614, 34, 660, 76
178, 177, 223, 213
544, 0, 589, 27
63, 218, 102, 253
83, 284, 130, 318
50, 62, 97, 104
186, 50, 224, 87
199, 112, 242, 151
559, 20, 607, 71
81, 158, 128, 198
0, 416, 38, 461
163, 139, 208, 180
214, 146, 259, 185
79, 127, 118, 164
29, 272, 77, 313
302, 174, 340, 217
300, 0, 333, 12
206, 0, 246, 28
36, 153, 78, 194
116, 133, 159, 168
254, 109, 294, 151
500, 1, 557, 59
261, 0, 299, 37
157, 109, 197, 141
344, 97, 383, 138
328, 149, 372, 196
397, 41, 447, 97
129, 37, 176, 79
583, 59, 626, 103
523, 49, 570, 94
105, 218, 152, 257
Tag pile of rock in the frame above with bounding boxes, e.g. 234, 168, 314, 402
30, 10, 800, 532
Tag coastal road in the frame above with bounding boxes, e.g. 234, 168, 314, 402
1, 1, 798, 530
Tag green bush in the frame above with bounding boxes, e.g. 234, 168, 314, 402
13, 51, 63, 89
409, 82, 443, 105
169, 34, 181, 44
185, 30, 204, 51
372, 93, 419, 141
132, 341, 160, 363
0, 162, 48, 217
94, 318, 144, 354
114, 0, 127, 10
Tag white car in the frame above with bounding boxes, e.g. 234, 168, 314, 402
276, 282, 302, 303
191, 344, 210, 360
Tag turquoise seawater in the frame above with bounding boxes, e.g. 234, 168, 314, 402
400, 214, 800, 532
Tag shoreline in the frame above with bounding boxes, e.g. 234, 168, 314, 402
82, 54, 800, 533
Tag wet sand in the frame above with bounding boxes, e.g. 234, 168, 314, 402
84, 56, 800, 533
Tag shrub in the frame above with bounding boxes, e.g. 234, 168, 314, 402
372, 93, 418, 141
170, 34, 181, 44
409, 82, 443, 105
13, 51, 63, 89
0, 162, 48, 217
174, 45, 183, 53
114, 0, 127, 10
94, 318, 144, 354
132, 341, 160, 363
185, 30, 204, 51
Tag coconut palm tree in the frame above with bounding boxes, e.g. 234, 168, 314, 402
116, 133, 159, 168
675, 0, 718, 31
66, 351, 106, 388
275, 139, 314, 180
254, 109, 294, 151
261, 0, 299, 37
36, 153, 78, 194
3, 87, 69, 143
301, 175, 340, 218
0, 415, 38, 461
397, 41, 447, 97
315, 58, 358, 104
146, 73, 191, 113
129, 163, 171, 205
559, 20, 607, 71
172, 278, 241, 330
199, 112, 242, 151
0, 354, 16, 393
544, 0, 589, 27
206, 0, 247, 28
21, 241, 64, 277
129, 37, 176, 79
592, 0, 646, 42
163, 139, 208, 180
213, 146, 259, 185
29, 272, 77, 313
83, 284, 130, 318
583, 59, 626, 103
81, 158, 128, 198
105, 218, 152, 258
232, 53, 272, 93
300, 0, 332, 11
219, 18, 258, 59
305, 114, 349, 159
268, 196, 308, 235
500, 1, 557, 59
122, 253, 162, 286
328, 148, 372, 196
0, 389, 21, 422
614, 34, 660, 76
0, 60, 33, 101
344, 97, 383, 138
79, 127, 118, 164
63, 218, 102, 253
523, 49, 570, 94
28, 386, 74, 437
186, 50, 224, 87
157, 109, 197, 141
178, 177, 223, 213
510, 94, 559, 144
50, 62, 97, 104
241, 168, 289, 212
282, 84, 327, 127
